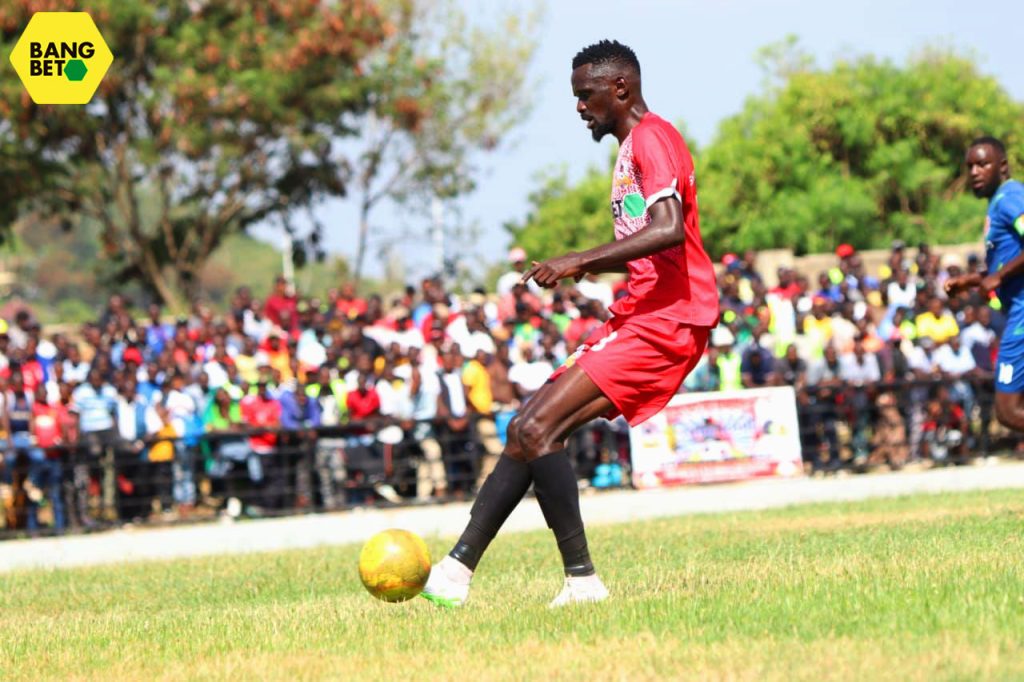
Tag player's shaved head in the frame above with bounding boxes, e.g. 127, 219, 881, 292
970, 135, 1007, 160
572, 40, 640, 79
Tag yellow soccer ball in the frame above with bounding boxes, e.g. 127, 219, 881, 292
358, 529, 432, 602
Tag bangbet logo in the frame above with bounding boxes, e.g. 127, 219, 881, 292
9, 12, 113, 104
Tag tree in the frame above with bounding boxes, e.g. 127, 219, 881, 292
507, 42, 1024, 261
698, 41, 1024, 256
0, 0, 391, 310
505, 164, 614, 263
348, 0, 539, 288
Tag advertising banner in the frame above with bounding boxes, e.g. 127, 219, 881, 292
629, 386, 804, 488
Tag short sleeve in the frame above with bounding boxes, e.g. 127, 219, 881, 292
1002, 191, 1024, 236
632, 124, 682, 210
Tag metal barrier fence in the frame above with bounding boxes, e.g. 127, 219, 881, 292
796, 376, 1015, 472
0, 416, 627, 539
1, 377, 1016, 539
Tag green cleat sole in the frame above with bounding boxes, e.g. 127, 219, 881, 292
420, 591, 463, 609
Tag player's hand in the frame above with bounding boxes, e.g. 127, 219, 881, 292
980, 272, 1002, 296
520, 253, 584, 289
943, 275, 973, 297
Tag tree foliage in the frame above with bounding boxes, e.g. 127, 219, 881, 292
505, 164, 613, 263
0, 0, 391, 310
699, 42, 1024, 256
508, 42, 1024, 261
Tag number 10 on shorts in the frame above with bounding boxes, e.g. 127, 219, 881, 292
998, 362, 1014, 385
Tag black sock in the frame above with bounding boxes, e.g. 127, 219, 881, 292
529, 451, 595, 577
449, 455, 531, 570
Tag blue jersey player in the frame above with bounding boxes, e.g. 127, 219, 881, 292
946, 136, 1024, 430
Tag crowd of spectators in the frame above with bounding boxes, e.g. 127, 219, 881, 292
685, 241, 1005, 471
0, 240, 1011, 535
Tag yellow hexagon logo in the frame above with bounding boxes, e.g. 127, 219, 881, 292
8, 12, 113, 105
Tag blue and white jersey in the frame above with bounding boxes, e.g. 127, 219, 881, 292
985, 179, 1024, 313
984, 179, 1024, 392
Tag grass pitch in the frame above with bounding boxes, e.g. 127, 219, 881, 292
2, 489, 1023, 681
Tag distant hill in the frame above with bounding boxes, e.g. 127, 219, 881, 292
2, 215, 357, 323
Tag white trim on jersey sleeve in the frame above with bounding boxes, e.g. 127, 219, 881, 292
645, 177, 681, 209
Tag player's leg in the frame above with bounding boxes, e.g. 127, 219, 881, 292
993, 342, 1024, 432
512, 365, 616, 606
994, 391, 1024, 431
421, 369, 612, 607
421, 379, 572, 607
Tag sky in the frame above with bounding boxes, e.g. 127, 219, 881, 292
258, 0, 1024, 282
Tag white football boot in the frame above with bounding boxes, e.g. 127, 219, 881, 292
420, 556, 472, 608
548, 574, 610, 608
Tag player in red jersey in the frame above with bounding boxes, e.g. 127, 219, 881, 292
422, 39, 719, 608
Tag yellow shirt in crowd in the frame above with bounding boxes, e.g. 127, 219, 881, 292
915, 312, 959, 344
462, 359, 493, 414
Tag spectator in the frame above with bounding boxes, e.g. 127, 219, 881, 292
684, 346, 721, 393
805, 346, 843, 472
508, 345, 554, 402
773, 344, 807, 388
839, 339, 882, 463
30, 384, 68, 530
464, 349, 502, 485
574, 274, 614, 311
740, 343, 775, 388
921, 385, 968, 465
71, 369, 119, 523
496, 247, 542, 298
886, 269, 917, 311
868, 392, 908, 470
241, 377, 282, 510
436, 348, 474, 496
306, 366, 347, 510
61, 344, 89, 386
335, 282, 368, 321
915, 297, 959, 345
279, 385, 321, 508
114, 378, 152, 521
713, 328, 743, 392
264, 276, 298, 331
204, 387, 259, 518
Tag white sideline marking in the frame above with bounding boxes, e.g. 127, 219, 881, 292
2, 462, 1023, 573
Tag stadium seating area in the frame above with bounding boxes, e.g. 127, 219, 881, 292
0, 241, 1014, 536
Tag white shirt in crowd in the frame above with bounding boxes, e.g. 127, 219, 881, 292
575, 277, 614, 311
886, 280, 917, 310
440, 371, 467, 418
838, 352, 881, 385
509, 359, 555, 394
63, 359, 90, 385
960, 322, 996, 353
932, 343, 976, 376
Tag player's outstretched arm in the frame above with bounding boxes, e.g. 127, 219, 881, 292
521, 198, 683, 288
982, 251, 1024, 295
944, 273, 983, 297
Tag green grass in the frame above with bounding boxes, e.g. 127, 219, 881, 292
2, 490, 1024, 681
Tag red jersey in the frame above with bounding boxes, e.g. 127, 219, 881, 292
32, 402, 64, 448
240, 395, 281, 452
610, 112, 718, 327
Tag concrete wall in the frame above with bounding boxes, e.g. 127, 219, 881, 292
732, 242, 986, 288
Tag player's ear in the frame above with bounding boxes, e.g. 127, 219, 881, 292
614, 75, 629, 101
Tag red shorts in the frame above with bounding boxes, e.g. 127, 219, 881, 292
549, 314, 710, 426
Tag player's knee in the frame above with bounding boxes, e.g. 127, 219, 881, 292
516, 415, 552, 461
995, 402, 1017, 430
504, 417, 526, 462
